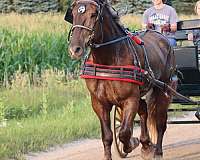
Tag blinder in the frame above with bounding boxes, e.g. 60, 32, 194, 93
64, 0, 100, 24
64, 7, 73, 24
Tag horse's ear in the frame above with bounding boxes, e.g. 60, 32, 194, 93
64, 7, 73, 24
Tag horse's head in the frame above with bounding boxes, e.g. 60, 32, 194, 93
68, 0, 103, 59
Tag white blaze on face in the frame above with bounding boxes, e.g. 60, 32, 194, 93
78, 5, 86, 14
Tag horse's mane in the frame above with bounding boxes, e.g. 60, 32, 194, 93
97, 0, 122, 26
105, 1, 127, 33
72, 0, 125, 31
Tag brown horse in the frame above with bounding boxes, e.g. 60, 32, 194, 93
67, 0, 176, 159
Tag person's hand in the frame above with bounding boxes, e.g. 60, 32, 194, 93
161, 24, 171, 33
146, 23, 155, 30
188, 33, 193, 41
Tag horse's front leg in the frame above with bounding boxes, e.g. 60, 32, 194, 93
91, 95, 113, 160
119, 97, 140, 153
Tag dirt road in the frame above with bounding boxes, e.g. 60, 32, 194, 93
26, 113, 200, 160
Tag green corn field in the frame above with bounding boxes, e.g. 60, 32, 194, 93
0, 13, 81, 87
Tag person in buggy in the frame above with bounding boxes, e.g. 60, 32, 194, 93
142, 0, 178, 46
188, 0, 200, 47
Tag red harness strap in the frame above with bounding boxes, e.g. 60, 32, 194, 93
80, 61, 145, 85
127, 31, 144, 45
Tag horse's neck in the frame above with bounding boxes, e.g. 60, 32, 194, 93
91, 14, 132, 65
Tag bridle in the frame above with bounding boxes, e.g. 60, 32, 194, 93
68, 0, 105, 44
68, 0, 131, 50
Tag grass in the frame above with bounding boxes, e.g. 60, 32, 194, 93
0, 13, 68, 34
0, 71, 100, 160
0, 13, 93, 159
0, 98, 99, 160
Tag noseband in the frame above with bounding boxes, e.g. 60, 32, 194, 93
72, 25, 93, 32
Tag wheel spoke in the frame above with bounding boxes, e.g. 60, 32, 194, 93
120, 142, 124, 154
116, 132, 119, 140
117, 138, 120, 146
113, 107, 128, 158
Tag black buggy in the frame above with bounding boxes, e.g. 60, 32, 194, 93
112, 19, 200, 158
171, 19, 200, 124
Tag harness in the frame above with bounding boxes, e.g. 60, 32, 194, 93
79, 31, 149, 86
81, 61, 145, 85
67, 0, 149, 85
67, 0, 200, 117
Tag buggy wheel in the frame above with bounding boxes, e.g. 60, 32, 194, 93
112, 106, 128, 158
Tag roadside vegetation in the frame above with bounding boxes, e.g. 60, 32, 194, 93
0, 13, 100, 160
0, 72, 100, 160
0, 13, 199, 160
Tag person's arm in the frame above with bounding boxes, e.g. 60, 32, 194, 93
169, 7, 178, 32
142, 10, 155, 30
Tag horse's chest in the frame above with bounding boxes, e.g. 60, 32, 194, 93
85, 79, 139, 104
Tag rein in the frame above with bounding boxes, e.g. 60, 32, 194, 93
90, 35, 129, 48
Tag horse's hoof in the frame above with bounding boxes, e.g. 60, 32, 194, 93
141, 145, 156, 160
103, 154, 112, 160
154, 150, 163, 160
154, 155, 163, 160
123, 137, 140, 153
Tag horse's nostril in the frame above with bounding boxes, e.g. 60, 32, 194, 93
69, 45, 83, 58
73, 46, 83, 56
75, 47, 81, 53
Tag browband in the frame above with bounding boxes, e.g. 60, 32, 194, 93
64, 0, 100, 23
73, 0, 99, 7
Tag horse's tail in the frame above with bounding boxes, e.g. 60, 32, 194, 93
147, 103, 157, 144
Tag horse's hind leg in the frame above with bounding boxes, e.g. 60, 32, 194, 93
155, 90, 171, 157
118, 97, 140, 153
91, 95, 113, 160
138, 99, 155, 158
147, 87, 171, 158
